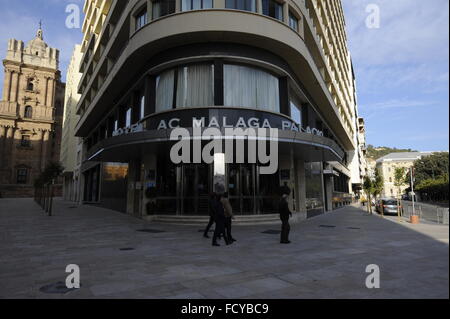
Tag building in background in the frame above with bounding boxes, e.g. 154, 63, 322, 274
0, 26, 65, 198
61, 45, 83, 201
376, 152, 433, 198
74, 0, 365, 222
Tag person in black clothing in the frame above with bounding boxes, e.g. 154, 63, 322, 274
279, 192, 293, 244
212, 193, 230, 246
203, 192, 216, 238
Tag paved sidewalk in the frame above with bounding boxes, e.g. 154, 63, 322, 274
0, 198, 448, 299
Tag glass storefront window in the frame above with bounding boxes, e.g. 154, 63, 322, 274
181, 0, 213, 11
176, 64, 214, 107
152, 0, 176, 19
262, 0, 283, 21
305, 162, 324, 218
224, 64, 280, 112
225, 0, 256, 12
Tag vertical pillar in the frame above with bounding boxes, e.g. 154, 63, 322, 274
175, 0, 181, 12
41, 130, 49, 171
2, 70, 12, 101
257, 0, 263, 13
294, 159, 307, 222
142, 153, 157, 218
44, 77, 49, 106
10, 72, 19, 102
0, 126, 6, 166
215, 0, 225, 8
46, 78, 54, 107
283, 0, 289, 24
9, 128, 20, 183
127, 159, 140, 216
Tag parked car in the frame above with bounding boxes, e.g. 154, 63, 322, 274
376, 198, 401, 215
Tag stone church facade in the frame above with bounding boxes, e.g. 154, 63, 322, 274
0, 26, 65, 198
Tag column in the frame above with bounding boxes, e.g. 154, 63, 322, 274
10, 72, 19, 102
142, 153, 157, 218
2, 70, 12, 101
9, 128, 20, 183
46, 78, 54, 107
257, 0, 263, 13
41, 130, 49, 171
0, 126, 6, 166
294, 159, 307, 222
215, 0, 225, 8
283, 0, 289, 24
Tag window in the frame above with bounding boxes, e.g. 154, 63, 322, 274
225, 0, 256, 12
181, 0, 213, 11
152, 0, 176, 19
125, 108, 132, 127
155, 64, 214, 112
289, 11, 299, 31
176, 64, 214, 108
135, 9, 147, 30
262, 0, 283, 21
26, 79, 34, 91
224, 64, 280, 112
24, 106, 33, 119
17, 168, 28, 184
155, 69, 175, 112
21, 135, 31, 147
290, 99, 302, 126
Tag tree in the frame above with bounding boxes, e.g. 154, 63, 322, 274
413, 152, 449, 185
34, 161, 64, 188
363, 169, 384, 215
412, 152, 449, 202
394, 167, 407, 197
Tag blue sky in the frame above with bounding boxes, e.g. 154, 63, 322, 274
0, 0, 448, 151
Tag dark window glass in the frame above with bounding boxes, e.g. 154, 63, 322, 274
181, 0, 213, 11
135, 9, 147, 30
262, 0, 283, 21
225, 0, 256, 12
24, 106, 33, 119
27, 80, 34, 91
152, 0, 176, 19
17, 168, 28, 184
289, 11, 298, 31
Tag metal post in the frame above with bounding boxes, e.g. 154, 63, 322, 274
410, 168, 416, 216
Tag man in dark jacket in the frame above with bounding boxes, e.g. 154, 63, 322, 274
279, 193, 293, 244
203, 192, 216, 238
212, 194, 230, 246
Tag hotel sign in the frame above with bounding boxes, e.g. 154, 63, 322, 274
148, 108, 324, 136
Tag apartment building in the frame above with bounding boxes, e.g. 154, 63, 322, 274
61, 45, 83, 201
73, 0, 365, 222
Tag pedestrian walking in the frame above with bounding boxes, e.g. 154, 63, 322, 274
212, 193, 230, 246
221, 192, 236, 243
203, 192, 216, 238
279, 192, 292, 244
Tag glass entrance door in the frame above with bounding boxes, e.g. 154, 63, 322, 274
227, 164, 256, 215
182, 164, 211, 215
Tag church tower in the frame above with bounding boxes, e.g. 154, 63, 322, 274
0, 24, 65, 198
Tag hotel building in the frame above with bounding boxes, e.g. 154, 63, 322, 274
74, 0, 366, 223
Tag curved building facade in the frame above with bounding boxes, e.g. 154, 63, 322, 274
75, 0, 364, 222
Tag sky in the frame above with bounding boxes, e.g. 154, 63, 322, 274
0, 0, 448, 152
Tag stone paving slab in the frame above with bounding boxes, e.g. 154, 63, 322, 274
0, 198, 448, 299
